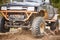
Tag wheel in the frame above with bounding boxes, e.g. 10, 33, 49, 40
0, 16, 10, 33
47, 5, 55, 20
31, 17, 45, 37
50, 20, 58, 31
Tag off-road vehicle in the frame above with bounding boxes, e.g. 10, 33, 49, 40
0, 0, 58, 37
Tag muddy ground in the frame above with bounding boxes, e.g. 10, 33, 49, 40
0, 28, 60, 40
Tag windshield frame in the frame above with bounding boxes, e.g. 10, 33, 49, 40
10, 0, 43, 3
25, 0, 43, 3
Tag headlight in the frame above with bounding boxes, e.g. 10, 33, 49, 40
27, 7, 34, 11
1, 6, 7, 10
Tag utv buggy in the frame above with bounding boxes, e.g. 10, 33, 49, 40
0, 0, 58, 37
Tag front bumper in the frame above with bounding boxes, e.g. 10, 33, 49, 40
0, 10, 37, 21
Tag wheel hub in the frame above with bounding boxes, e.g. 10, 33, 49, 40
40, 22, 45, 34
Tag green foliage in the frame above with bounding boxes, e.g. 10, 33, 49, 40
0, 0, 9, 5
51, 0, 60, 15
51, 0, 60, 8
0, 0, 3, 4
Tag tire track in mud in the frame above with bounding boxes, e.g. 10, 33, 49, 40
0, 29, 49, 40
0, 29, 60, 40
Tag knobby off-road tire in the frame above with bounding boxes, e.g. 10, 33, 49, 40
31, 17, 45, 37
0, 16, 10, 33
50, 20, 58, 31
47, 5, 55, 20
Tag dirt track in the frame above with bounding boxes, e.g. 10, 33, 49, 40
0, 29, 49, 40
0, 29, 60, 40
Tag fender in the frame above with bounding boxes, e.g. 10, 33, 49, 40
39, 9, 48, 19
